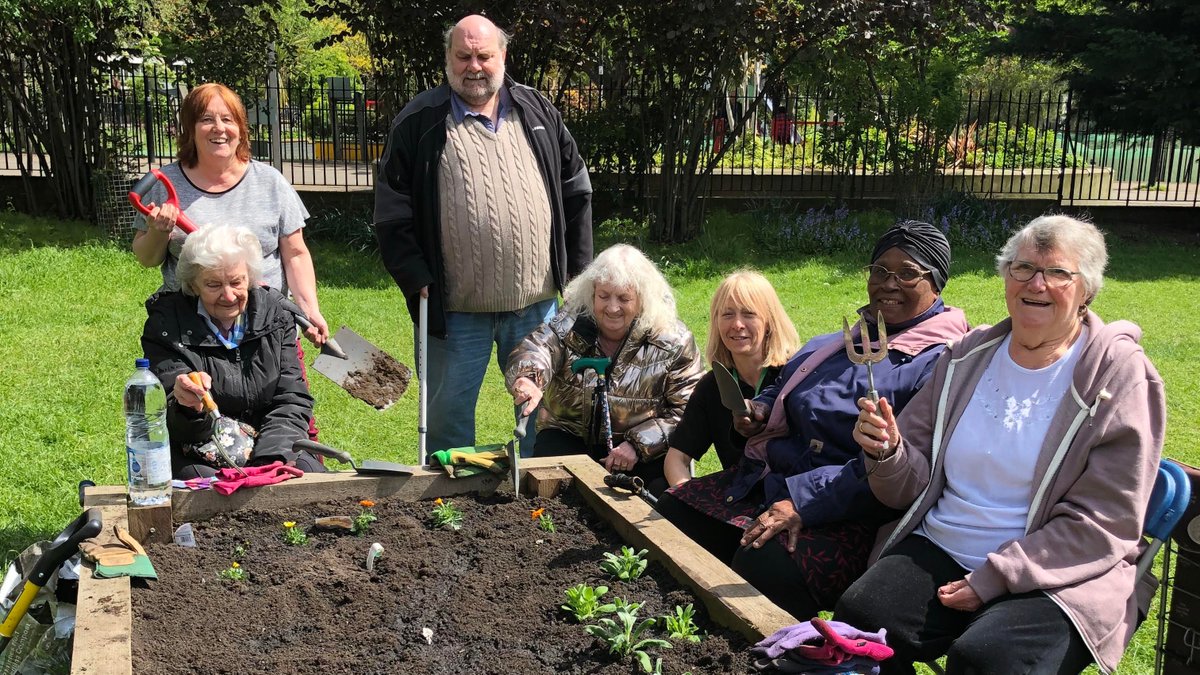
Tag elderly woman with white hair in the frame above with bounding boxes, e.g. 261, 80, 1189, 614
141, 224, 325, 479
505, 244, 704, 495
840, 215, 1165, 674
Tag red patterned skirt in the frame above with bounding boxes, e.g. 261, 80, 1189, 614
666, 468, 876, 607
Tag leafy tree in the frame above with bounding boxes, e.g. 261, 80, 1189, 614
1005, 0, 1200, 182
0, 0, 145, 219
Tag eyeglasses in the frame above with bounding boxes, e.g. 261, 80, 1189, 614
1006, 261, 1080, 287
863, 264, 931, 287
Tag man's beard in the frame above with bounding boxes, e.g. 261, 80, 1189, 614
445, 63, 504, 107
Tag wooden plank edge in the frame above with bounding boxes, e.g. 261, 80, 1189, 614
73, 485, 133, 675
564, 459, 797, 642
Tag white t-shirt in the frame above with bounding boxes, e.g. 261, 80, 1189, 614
919, 327, 1088, 571
133, 160, 309, 294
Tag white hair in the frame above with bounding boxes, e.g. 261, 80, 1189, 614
176, 224, 264, 297
995, 214, 1107, 300
562, 244, 679, 337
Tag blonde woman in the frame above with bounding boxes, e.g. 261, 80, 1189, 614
506, 244, 704, 495
663, 271, 800, 486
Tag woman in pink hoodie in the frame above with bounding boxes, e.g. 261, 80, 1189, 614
840, 215, 1165, 674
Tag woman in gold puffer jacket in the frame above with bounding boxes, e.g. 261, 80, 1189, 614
506, 244, 704, 496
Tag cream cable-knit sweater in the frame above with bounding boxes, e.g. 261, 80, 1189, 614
438, 110, 555, 312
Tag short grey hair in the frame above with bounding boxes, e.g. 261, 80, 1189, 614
995, 214, 1107, 300
562, 244, 679, 337
176, 224, 264, 297
443, 18, 511, 53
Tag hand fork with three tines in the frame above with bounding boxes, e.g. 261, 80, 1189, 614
843, 311, 890, 450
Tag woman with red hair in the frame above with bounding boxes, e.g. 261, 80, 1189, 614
131, 82, 328, 346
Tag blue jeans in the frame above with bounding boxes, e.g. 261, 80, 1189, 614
423, 297, 557, 456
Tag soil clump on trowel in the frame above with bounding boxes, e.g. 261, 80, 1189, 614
343, 352, 412, 409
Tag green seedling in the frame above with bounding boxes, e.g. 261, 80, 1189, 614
219, 561, 247, 582
584, 606, 672, 672
600, 546, 649, 581
610, 596, 643, 614
430, 497, 464, 531
232, 541, 250, 560
561, 583, 615, 622
281, 521, 308, 546
663, 603, 702, 643
353, 499, 378, 535
537, 513, 556, 533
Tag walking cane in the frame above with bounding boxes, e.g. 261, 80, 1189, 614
418, 294, 428, 466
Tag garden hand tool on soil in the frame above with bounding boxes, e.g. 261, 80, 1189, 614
843, 311, 890, 451
311, 327, 412, 410
187, 373, 249, 476
127, 169, 198, 234
79, 525, 158, 580
603, 473, 658, 506
712, 361, 752, 416
0, 508, 102, 655
293, 439, 419, 476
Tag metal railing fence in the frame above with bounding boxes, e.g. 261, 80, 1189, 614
3, 62, 1198, 207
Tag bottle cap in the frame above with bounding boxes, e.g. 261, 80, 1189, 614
135, 358, 150, 368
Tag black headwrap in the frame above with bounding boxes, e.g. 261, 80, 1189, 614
870, 220, 951, 292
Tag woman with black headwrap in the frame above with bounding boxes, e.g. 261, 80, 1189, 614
656, 221, 970, 621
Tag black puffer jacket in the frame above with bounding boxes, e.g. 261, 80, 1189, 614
141, 286, 313, 473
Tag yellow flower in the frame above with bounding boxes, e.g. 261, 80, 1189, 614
360, 499, 376, 508
434, 498, 444, 506
231, 562, 240, 569
531, 508, 545, 521
283, 521, 296, 529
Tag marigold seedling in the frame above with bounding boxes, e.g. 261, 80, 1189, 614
219, 561, 247, 582
354, 499, 378, 535
600, 546, 649, 581
561, 583, 615, 622
232, 541, 250, 560
430, 498, 464, 531
532, 508, 556, 533
282, 521, 308, 546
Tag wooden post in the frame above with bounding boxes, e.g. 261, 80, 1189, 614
126, 504, 173, 545
522, 466, 574, 498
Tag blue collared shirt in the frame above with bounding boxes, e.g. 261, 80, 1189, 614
197, 302, 246, 349
449, 87, 511, 133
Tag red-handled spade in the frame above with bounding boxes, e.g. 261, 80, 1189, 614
128, 169, 198, 234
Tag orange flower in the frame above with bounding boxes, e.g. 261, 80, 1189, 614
434, 498, 444, 506
360, 499, 376, 508
531, 508, 545, 521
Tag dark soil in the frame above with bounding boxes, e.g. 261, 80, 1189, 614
342, 351, 411, 409
131, 490, 754, 674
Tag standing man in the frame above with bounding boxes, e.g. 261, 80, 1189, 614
374, 14, 593, 454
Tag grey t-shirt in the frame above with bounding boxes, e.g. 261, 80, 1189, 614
133, 160, 309, 293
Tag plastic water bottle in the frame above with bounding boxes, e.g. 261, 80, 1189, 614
124, 358, 172, 505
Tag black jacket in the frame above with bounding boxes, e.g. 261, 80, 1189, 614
141, 287, 313, 470
373, 79, 593, 337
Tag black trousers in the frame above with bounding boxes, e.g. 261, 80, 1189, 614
655, 491, 745, 565
834, 534, 1094, 675
533, 427, 668, 497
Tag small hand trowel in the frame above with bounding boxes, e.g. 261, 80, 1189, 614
187, 373, 249, 476
712, 361, 751, 416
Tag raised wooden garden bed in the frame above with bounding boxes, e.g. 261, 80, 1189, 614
73, 457, 795, 674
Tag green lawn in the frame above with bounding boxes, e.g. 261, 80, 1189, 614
0, 208, 1196, 672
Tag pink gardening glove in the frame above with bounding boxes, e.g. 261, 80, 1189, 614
812, 616, 894, 662
212, 461, 304, 495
